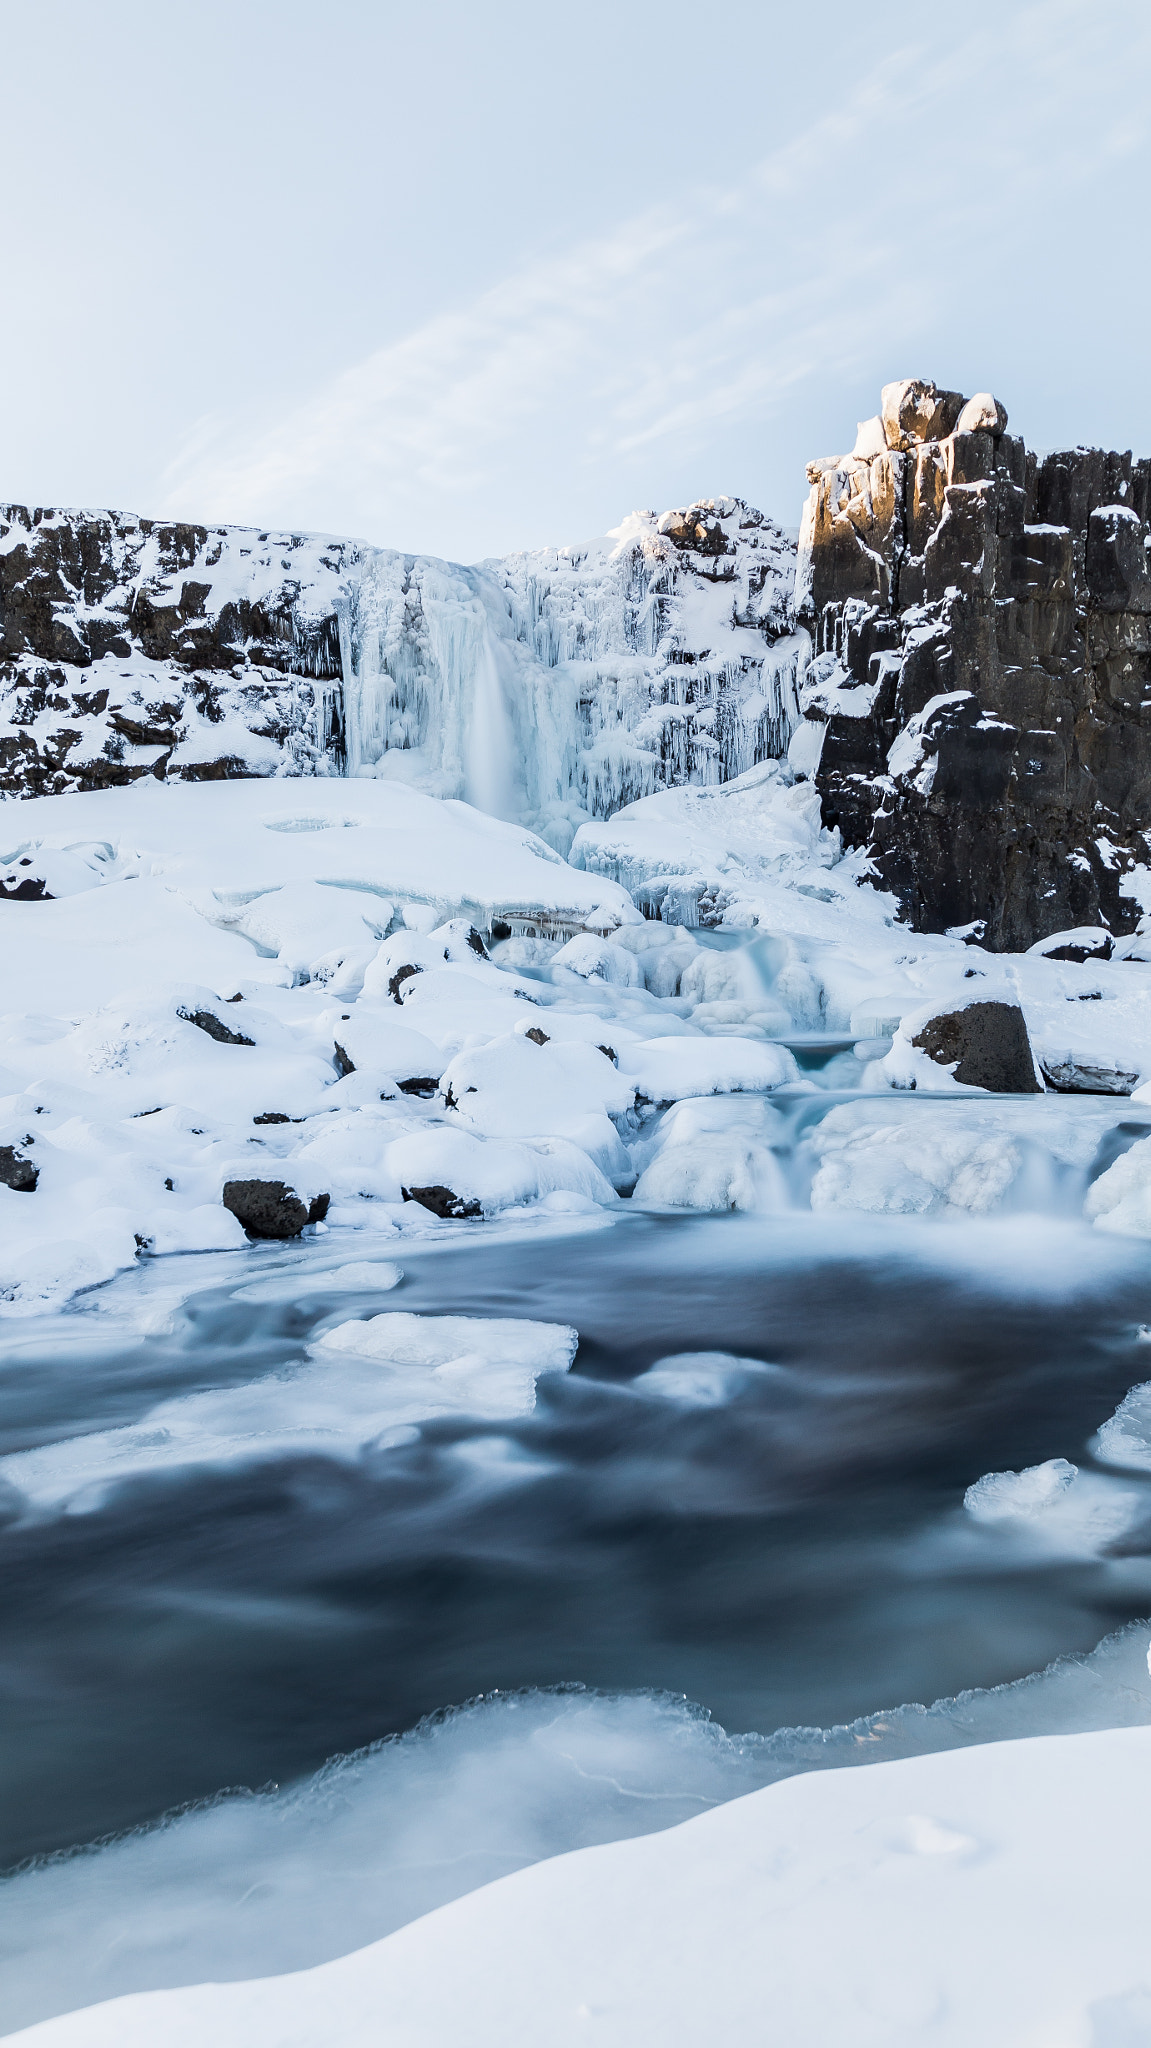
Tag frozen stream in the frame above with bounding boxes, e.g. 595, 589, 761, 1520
3, 1184, 1151, 2030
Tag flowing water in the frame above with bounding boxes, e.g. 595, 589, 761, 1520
3, 1113, 1151, 2031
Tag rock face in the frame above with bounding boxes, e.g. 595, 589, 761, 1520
0, 510, 351, 797
1, 499, 803, 844
221, 1179, 330, 1239
796, 379, 1151, 948
912, 1001, 1041, 1092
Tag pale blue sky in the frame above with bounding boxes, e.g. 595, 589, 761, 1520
5, 0, 1150, 560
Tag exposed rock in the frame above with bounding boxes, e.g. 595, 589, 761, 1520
796, 380, 1151, 948
395, 1077, 440, 1098
333, 1041, 356, 1078
0, 1144, 39, 1192
1028, 928, 1114, 964
388, 963, 421, 1003
956, 393, 1009, 437
0, 506, 348, 798
912, 1001, 1042, 1092
401, 1183, 482, 1219
1, 862, 51, 899
177, 1006, 255, 1047
880, 379, 966, 451
222, 1179, 330, 1238
525, 1027, 550, 1046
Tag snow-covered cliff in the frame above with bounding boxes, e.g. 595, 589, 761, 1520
1, 498, 803, 852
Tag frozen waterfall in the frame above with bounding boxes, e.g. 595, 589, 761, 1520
322, 499, 804, 849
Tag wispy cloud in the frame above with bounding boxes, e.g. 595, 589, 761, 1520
161, 0, 1151, 558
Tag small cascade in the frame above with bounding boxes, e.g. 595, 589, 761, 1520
464, 640, 518, 820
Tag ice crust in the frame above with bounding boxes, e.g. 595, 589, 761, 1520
8, 1683, 1151, 2046
3, 1623, 1151, 2040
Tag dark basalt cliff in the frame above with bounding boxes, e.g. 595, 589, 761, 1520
0, 507, 354, 795
797, 379, 1151, 948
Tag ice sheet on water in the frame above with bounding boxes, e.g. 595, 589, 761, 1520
635, 1353, 784, 1407
230, 1261, 405, 1304
3, 1626, 1151, 2036
963, 1456, 1151, 1557
0, 1313, 577, 1517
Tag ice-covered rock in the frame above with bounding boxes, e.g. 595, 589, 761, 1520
1085, 1133, 1151, 1237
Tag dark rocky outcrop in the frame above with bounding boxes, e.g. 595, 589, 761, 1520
1, 860, 51, 899
178, 1006, 255, 1047
912, 1000, 1041, 1091
0, 1144, 39, 1192
388, 964, 421, 1003
0, 506, 354, 797
222, 1179, 330, 1238
797, 379, 1151, 948
401, 1183, 482, 1219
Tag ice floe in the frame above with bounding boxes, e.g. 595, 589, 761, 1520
0, 1312, 577, 1516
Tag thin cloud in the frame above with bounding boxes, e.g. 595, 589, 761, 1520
160, 0, 1151, 557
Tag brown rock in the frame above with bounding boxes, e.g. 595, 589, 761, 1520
912, 1001, 1041, 1092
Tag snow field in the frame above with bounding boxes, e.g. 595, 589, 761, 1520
2, 773, 1151, 1319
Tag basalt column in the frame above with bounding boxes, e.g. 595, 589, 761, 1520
794, 379, 1151, 949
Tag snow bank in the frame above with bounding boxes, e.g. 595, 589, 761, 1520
4, 769, 1151, 1318
15, 1724, 1151, 2047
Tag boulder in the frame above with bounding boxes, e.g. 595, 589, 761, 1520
880, 378, 966, 450
0, 1144, 38, 1192
955, 392, 1008, 436
222, 1179, 330, 1238
912, 1001, 1042, 1092
401, 1183, 482, 1220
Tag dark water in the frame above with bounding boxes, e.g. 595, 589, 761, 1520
3, 1209, 1151, 1871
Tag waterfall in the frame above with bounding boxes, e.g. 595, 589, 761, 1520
321, 502, 802, 837
464, 640, 518, 820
